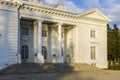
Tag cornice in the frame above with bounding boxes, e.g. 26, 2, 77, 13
0, 0, 20, 8
21, 4, 78, 19
78, 16, 109, 24
0, 0, 110, 24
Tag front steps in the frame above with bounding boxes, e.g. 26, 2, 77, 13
0, 63, 102, 74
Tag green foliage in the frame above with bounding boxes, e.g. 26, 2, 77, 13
107, 24, 120, 62
108, 65, 120, 70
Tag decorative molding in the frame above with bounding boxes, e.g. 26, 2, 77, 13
0, 0, 111, 24
90, 42, 99, 44
0, 0, 20, 8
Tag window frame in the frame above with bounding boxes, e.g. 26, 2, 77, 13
42, 30, 47, 37
91, 46, 96, 60
90, 30, 96, 38
22, 28, 29, 35
21, 45, 29, 60
42, 46, 47, 59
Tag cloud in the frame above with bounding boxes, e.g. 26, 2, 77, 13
77, 0, 120, 25
63, 0, 84, 13
100, 0, 120, 24
40, 0, 120, 25
80, 0, 101, 9
41, 0, 84, 13
42, 0, 59, 6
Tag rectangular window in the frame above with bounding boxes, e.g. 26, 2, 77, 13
90, 30, 96, 38
22, 28, 29, 35
91, 46, 96, 60
42, 30, 47, 37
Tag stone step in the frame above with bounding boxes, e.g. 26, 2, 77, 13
0, 63, 102, 74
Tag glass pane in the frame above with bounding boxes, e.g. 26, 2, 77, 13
22, 28, 29, 35
42, 30, 47, 37
21, 45, 29, 59
91, 46, 96, 60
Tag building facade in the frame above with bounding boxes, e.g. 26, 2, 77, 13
0, 0, 111, 69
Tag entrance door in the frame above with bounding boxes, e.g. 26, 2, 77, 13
42, 46, 47, 62
21, 45, 29, 62
20, 22, 33, 62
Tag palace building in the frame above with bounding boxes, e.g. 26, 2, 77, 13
0, 0, 111, 70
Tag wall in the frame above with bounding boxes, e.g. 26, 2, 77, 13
76, 22, 108, 68
0, 8, 18, 69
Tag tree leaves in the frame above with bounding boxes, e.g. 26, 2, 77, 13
107, 24, 120, 61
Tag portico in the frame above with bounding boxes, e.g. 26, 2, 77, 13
20, 18, 75, 63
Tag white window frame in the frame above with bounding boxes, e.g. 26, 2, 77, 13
91, 46, 96, 60
90, 30, 96, 38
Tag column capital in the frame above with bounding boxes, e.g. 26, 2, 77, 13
37, 19, 44, 23
57, 22, 63, 26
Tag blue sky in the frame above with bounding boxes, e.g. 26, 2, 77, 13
38, 0, 120, 27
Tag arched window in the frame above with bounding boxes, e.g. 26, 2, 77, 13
21, 45, 29, 60
42, 46, 47, 59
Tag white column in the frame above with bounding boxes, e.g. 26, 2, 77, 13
33, 21, 37, 62
37, 20, 44, 63
17, 15, 21, 63
57, 23, 63, 63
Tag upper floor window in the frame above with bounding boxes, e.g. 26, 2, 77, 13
42, 30, 47, 37
91, 46, 96, 60
90, 30, 96, 38
22, 28, 29, 35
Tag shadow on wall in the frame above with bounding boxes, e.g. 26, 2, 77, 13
0, 8, 16, 69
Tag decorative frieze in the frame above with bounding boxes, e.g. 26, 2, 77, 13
0, 0, 20, 8
0, 0, 110, 24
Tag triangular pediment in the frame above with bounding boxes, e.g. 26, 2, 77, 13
79, 8, 111, 21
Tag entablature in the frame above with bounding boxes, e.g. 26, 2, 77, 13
0, 0, 111, 25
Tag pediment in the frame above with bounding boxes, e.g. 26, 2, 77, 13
79, 9, 111, 21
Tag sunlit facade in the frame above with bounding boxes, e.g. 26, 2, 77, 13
0, 0, 111, 69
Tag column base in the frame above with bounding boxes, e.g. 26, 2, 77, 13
17, 53, 21, 63
57, 55, 64, 63
36, 54, 44, 63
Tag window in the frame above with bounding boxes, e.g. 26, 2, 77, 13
91, 46, 96, 60
22, 28, 29, 35
21, 45, 29, 60
90, 30, 96, 38
42, 46, 47, 59
42, 30, 47, 37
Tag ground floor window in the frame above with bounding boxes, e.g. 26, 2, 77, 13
91, 46, 96, 60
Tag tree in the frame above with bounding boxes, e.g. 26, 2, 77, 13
107, 24, 114, 61
113, 24, 120, 62
107, 24, 120, 65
